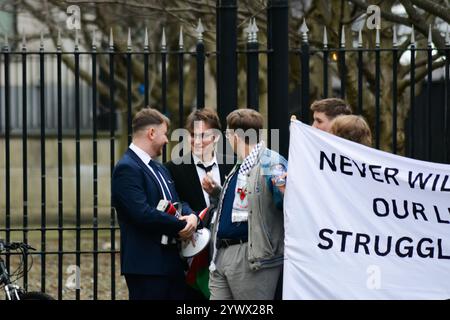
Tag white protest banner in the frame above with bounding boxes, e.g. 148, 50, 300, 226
283, 120, 450, 299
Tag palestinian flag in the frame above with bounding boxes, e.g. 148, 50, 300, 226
186, 207, 211, 299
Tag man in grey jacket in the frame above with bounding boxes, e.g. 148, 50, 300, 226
202, 108, 287, 300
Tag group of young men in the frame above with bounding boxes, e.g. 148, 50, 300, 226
111, 98, 373, 300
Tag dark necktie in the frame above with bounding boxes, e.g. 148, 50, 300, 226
197, 162, 216, 173
148, 160, 172, 200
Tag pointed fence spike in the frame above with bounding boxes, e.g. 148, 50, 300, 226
40, 31, 44, 49
252, 18, 259, 42
57, 29, 61, 48
109, 28, 114, 48
92, 29, 96, 48
299, 18, 309, 33
300, 18, 309, 42
179, 26, 184, 48
22, 31, 27, 49
323, 26, 328, 48
246, 19, 252, 42
161, 27, 166, 49
427, 24, 432, 47
196, 18, 205, 42
393, 25, 398, 47
340, 25, 346, 47
144, 27, 149, 49
358, 28, 363, 47
375, 27, 380, 47
127, 27, 132, 49
3, 33, 8, 50
410, 25, 416, 46
75, 29, 79, 49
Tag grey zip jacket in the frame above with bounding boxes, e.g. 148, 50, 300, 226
209, 145, 287, 272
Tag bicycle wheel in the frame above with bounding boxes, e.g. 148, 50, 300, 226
19, 291, 55, 300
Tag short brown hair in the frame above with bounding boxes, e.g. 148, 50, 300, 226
132, 107, 170, 135
330, 115, 372, 147
185, 108, 221, 133
226, 108, 264, 144
310, 98, 352, 119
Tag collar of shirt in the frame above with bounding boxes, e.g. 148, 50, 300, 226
130, 143, 173, 200
129, 143, 152, 165
192, 152, 218, 168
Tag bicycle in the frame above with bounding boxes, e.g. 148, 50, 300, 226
0, 239, 54, 300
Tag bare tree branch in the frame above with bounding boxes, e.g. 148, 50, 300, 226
409, 0, 450, 24
398, 59, 446, 93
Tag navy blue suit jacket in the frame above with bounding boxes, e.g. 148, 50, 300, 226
112, 148, 194, 278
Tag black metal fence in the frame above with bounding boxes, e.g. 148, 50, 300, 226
0, 0, 449, 300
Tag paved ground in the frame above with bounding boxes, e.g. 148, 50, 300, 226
1, 229, 128, 300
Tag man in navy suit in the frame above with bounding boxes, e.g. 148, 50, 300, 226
112, 107, 199, 300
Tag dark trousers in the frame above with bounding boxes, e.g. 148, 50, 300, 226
125, 274, 187, 300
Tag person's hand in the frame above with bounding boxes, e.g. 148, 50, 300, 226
272, 172, 287, 194
182, 235, 196, 249
202, 173, 219, 195
178, 214, 198, 240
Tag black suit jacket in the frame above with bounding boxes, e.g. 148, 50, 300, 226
112, 149, 194, 277
165, 153, 235, 213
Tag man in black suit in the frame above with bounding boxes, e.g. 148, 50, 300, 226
112, 107, 199, 300
165, 108, 235, 299
166, 108, 235, 215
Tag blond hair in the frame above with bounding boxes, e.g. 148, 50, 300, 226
330, 115, 372, 147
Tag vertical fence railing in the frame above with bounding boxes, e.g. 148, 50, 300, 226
322, 27, 329, 99
108, 30, 116, 301
178, 27, 185, 129
56, 33, 64, 301
1, 14, 450, 302
293, 21, 448, 162
374, 29, 381, 150
74, 32, 81, 301
161, 28, 168, 162
91, 30, 99, 301
426, 26, 433, 161
126, 29, 133, 146
446, 38, 450, 163
300, 20, 310, 124
357, 29, 364, 115
4, 37, 11, 271
39, 34, 47, 293
267, 0, 289, 157
339, 26, 346, 100
1, 26, 214, 300
21, 35, 28, 290
144, 28, 150, 108
217, 0, 237, 132
392, 27, 399, 155
410, 28, 416, 158
246, 19, 259, 110
196, 20, 205, 109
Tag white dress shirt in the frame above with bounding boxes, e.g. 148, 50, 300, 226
192, 152, 221, 207
129, 143, 172, 200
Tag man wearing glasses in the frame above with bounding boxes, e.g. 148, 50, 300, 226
165, 108, 235, 299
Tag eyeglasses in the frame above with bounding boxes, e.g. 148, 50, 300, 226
191, 132, 215, 141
